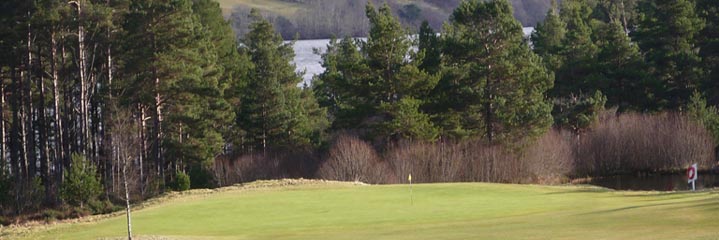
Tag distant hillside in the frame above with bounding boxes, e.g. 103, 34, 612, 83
220, 0, 551, 40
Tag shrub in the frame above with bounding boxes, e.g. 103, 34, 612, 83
24, 177, 46, 211
522, 129, 574, 184
316, 134, 391, 184
552, 91, 607, 133
88, 199, 120, 215
68, 206, 92, 218
61, 154, 103, 208
188, 166, 214, 189
42, 209, 64, 222
386, 140, 463, 183
0, 174, 13, 212
0, 215, 10, 226
459, 141, 527, 183
687, 92, 719, 143
214, 149, 318, 186
171, 171, 191, 191
573, 113, 715, 176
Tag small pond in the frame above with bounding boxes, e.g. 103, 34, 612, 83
586, 172, 719, 191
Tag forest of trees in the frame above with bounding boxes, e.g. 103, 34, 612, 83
0, 0, 718, 223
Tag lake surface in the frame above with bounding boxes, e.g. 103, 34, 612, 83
587, 173, 719, 191
291, 27, 536, 86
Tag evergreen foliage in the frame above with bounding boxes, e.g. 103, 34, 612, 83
589, 20, 651, 111
552, 91, 607, 133
418, 21, 442, 74
171, 171, 191, 192
315, 3, 438, 142
698, 0, 719, 104
553, 0, 598, 97
531, 0, 566, 72
441, 0, 553, 142
61, 154, 102, 208
0, 0, 717, 218
687, 92, 719, 143
238, 9, 325, 152
633, 0, 705, 109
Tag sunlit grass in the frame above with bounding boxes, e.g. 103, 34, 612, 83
13, 181, 719, 240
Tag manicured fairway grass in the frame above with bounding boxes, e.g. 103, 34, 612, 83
13, 180, 719, 240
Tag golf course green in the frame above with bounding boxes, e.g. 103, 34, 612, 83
9, 180, 719, 240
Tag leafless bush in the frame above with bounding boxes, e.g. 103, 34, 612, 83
108, 109, 151, 202
522, 129, 574, 184
460, 141, 529, 183
215, 149, 318, 187
386, 140, 464, 183
386, 139, 536, 184
214, 112, 715, 186
316, 135, 392, 184
574, 113, 715, 176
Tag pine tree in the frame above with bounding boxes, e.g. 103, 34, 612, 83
60, 154, 102, 208
121, 0, 211, 186
238, 9, 320, 152
313, 37, 372, 129
442, 0, 553, 142
590, 21, 651, 111
687, 91, 719, 142
289, 86, 329, 148
315, 3, 438, 142
379, 97, 439, 141
593, 0, 639, 34
418, 21, 441, 74
554, 0, 598, 97
633, 0, 704, 109
697, 0, 719, 104
531, 0, 566, 72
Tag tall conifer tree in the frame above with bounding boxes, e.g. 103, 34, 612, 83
633, 0, 704, 109
442, 0, 553, 142
238, 10, 323, 152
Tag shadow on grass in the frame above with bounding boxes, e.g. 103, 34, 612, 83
577, 201, 684, 216
543, 186, 613, 195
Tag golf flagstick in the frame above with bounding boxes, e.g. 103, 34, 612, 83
409, 174, 413, 205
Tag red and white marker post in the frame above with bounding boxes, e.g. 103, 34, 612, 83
687, 163, 698, 191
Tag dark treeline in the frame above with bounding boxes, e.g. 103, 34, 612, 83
0, 0, 718, 223
0, 0, 324, 220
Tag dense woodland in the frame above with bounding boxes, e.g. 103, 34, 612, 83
0, 0, 718, 223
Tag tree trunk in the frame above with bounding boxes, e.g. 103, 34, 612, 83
51, 32, 65, 197
62, 40, 75, 167
484, 63, 494, 143
139, 106, 146, 196
1, 73, 6, 174
19, 71, 28, 182
123, 155, 133, 240
37, 46, 51, 205
10, 68, 23, 214
154, 75, 164, 188
619, 0, 630, 35
104, 38, 114, 197
25, 18, 36, 181
75, 0, 90, 158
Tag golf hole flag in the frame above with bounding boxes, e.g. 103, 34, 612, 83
687, 163, 698, 191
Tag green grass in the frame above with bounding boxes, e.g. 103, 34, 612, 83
11, 181, 719, 240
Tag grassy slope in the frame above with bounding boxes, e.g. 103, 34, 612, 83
215, 0, 451, 18
216, 0, 303, 16
13, 181, 719, 240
